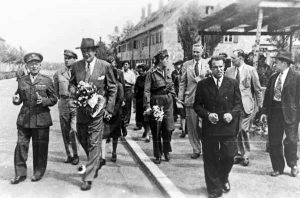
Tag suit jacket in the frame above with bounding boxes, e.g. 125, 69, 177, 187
14, 74, 58, 128
70, 58, 117, 124
178, 59, 210, 107
225, 63, 263, 114
193, 76, 242, 136
262, 69, 300, 125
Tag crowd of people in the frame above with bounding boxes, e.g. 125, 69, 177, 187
10, 37, 300, 198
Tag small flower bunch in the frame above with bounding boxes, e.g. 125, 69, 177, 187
74, 81, 97, 107
152, 105, 164, 122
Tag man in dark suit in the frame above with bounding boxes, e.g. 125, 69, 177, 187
261, 51, 300, 177
70, 38, 117, 190
194, 56, 242, 198
11, 52, 57, 184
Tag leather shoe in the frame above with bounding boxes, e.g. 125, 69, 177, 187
208, 191, 222, 198
153, 157, 161, 164
111, 153, 117, 162
134, 126, 142, 131
142, 131, 147, 138
241, 158, 250, 166
179, 133, 186, 138
191, 153, 200, 159
270, 170, 283, 177
164, 153, 170, 162
233, 155, 242, 164
222, 181, 230, 193
10, 176, 26, 184
291, 166, 298, 177
122, 127, 127, 137
71, 155, 79, 165
31, 175, 42, 182
80, 181, 92, 191
64, 156, 72, 163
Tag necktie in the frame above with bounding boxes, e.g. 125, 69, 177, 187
274, 73, 282, 101
235, 67, 240, 84
217, 78, 220, 89
195, 61, 199, 77
85, 63, 90, 82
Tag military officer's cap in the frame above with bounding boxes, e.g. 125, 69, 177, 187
24, 52, 43, 64
154, 49, 169, 60
173, 59, 183, 66
64, 49, 78, 59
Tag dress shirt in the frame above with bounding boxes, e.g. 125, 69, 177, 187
273, 67, 289, 101
213, 75, 224, 89
235, 63, 245, 78
85, 57, 96, 75
30, 74, 38, 83
123, 69, 136, 87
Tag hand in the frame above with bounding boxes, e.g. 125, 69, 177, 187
143, 108, 152, 116
121, 101, 126, 107
223, 113, 233, 123
104, 110, 112, 121
12, 94, 20, 103
176, 100, 184, 109
195, 76, 202, 83
87, 94, 98, 108
36, 92, 42, 104
208, 113, 219, 124
260, 114, 267, 123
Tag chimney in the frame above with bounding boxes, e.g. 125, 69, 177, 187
141, 7, 146, 20
159, 0, 163, 9
147, 3, 152, 17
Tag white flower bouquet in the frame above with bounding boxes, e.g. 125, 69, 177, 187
152, 105, 164, 122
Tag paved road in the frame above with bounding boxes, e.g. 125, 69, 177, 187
0, 78, 163, 198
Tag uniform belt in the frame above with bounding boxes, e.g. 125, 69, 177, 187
151, 90, 168, 96
60, 95, 71, 99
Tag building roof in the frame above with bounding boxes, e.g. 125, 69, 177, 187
121, 0, 187, 42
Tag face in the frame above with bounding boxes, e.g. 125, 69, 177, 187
27, 60, 41, 75
231, 52, 241, 67
111, 60, 116, 68
64, 56, 76, 67
193, 48, 203, 61
211, 59, 224, 79
274, 59, 287, 73
81, 47, 96, 63
174, 64, 181, 70
138, 67, 145, 76
123, 62, 130, 71
160, 56, 169, 68
248, 54, 254, 61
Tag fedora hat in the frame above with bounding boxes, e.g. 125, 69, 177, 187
76, 38, 100, 49
273, 50, 294, 64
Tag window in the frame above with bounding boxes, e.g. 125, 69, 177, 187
133, 40, 138, 49
151, 34, 155, 45
144, 36, 148, 47
120, 44, 126, 52
223, 35, 238, 43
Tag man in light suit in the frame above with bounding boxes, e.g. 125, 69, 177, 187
178, 43, 210, 159
70, 38, 117, 190
261, 51, 300, 177
194, 56, 242, 198
225, 49, 263, 166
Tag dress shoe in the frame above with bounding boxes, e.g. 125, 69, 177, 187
142, 131, 147, 138
122, 127, 127, 137
100, 158, 106, 166
291, 166, 299, 177
153, 157, 161, 164
164, 153, 170, 162
222, 181, 230, 193
64, 156, 73, 163
31, 175, 42, 182
111, 153, 117, 162
71, 155, 79, 165
10, 176, 26, 184
179, 133, 186, 138
233, 155, 242, 164
80, 181, 92, 191
241, 158, 250, 166
270, 170, 283, 177
134, 126, 142, 131
208, 191, 222, 198
191, 153, 201, 159
145, 136, 150, 143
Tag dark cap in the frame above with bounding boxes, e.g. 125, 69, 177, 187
24, 52, 43, 64
273, 50, 294, 64
76, 38, 100, 49
154, 49, 169, 60
64, 50, 77, 59
173, 59, 183, 66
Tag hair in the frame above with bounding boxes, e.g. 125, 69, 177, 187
209, 55, 225, 69
107, 56, 115, 64
136, 63, 148, 71
123, 61, 130, 66
233, 49, 246, 59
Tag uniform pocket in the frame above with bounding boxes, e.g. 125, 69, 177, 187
36, 111, 52, 127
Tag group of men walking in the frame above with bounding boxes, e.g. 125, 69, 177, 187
9, 37, 300, 197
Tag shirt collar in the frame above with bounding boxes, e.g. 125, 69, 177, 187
212, 75, 224, 85
281, 67, 289, 75
86, 57, 96, 68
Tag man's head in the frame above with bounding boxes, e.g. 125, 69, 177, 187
24, 52, 43, 76
137, 64, 148, 76
192, 44, 204, 61
76, 38, 99, 63
273, 50, 293, 73
154, 49, 169, 68
64, 50, 77, 68
123, 61, 130, 71
247, 52, 254, 62
107, 56, 117, 68
173, 60, 183, 70
210, 56, 225, 79
258, 54, 266, 66
231, 49, 245, 67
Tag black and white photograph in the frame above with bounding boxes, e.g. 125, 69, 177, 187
1, 0, 300, 197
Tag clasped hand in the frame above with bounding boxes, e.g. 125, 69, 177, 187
208, 113, 232, 124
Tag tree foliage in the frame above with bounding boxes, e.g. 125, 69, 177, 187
0, 42, 26, 64
267, 30, 300, 50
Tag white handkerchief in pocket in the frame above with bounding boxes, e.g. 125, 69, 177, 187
97, 75, 105, 81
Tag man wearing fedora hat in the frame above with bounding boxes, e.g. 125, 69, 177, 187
261, 50, 300, 177
70, 38, 117, 190
11, 52, 57, 184
53, 50, 79, 165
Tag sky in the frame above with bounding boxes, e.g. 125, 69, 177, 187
0, 0, 232, 62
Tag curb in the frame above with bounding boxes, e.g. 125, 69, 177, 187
122, 135, 187, 198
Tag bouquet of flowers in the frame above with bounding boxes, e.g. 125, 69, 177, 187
74, 81, 106, 118
152, 105, 164, 122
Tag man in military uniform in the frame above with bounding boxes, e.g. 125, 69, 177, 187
144, 49, 175, 164
11, 52, 57, 184
53, 50, 79, 165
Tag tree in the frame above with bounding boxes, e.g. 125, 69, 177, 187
267, 30, 300, 50
95, 37, 110, 60
0, 43, 25, 64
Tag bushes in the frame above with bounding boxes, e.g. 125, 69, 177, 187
0, 71, 16, 80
